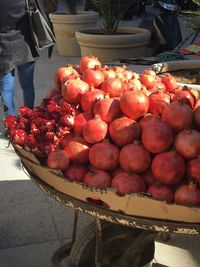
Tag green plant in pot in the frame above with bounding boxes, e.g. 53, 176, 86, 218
75, 0, 151, 62
91, 0, 135, 34
62, 0, 83, 14
49, 0, 98, 56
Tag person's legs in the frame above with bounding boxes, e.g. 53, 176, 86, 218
0, 70, 16, 116
17, 61, 35, 109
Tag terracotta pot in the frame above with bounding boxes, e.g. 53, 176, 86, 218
75, 27, 151, 62
49, 11, 98, 56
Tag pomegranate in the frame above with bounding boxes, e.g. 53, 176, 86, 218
101, 66, 116, 79
140, 73, 156, 89
147, 184, 174, 203
89, 141, 119, 170
63, 164, 88, 182
81, 88, 104, 112
79, 55, 101, 74
83, 115, 108, 144
161, 74, 177, 93
123, 69, 133, 81
111, 172, 146, 196
109, 116, 141, 147
83, 168, 112, 188
174, 183, 200, 207
172, 89, 195, 109
74, 112, 93, 136
64, 136, 90, 164
187, 157, 200, 185
101, 78, 124, 97
139, 113, 160, 129
82, 68, 104, 88
119, 142, 151, 173
55, 65, 78, 89
148, 91, 170, 115
120, 91, 150, 120
174, 129, 200, 159
46, 149, 70, 171
93, 96, 121, 124
60, 131, 75, 149
151, 151, 186, 185
142, 69, 156, 76
161, 101, 193, 132
141, 170, 157, 187
141, 121, 174, 153
62, 78, 89, 104
128, 78, 142, 91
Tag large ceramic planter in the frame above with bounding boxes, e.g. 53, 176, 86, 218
75, 27, 151, 62
49, 11, 98, 57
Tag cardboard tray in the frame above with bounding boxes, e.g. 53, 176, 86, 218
13, 144, 200, 223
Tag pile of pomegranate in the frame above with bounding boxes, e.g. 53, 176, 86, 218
5, 55, 200, 208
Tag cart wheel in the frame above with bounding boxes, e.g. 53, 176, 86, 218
69, 221, 155, 267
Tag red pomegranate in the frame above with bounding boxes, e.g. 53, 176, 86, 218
161, 74, 177, 93
83, 168, 112, 188
148, 91, 170, 115
55, 65, 79, 89
47, 149, 70, 171
151, 151, 186, 185
81, 88, 104, 112
140, 73, 156, 89
119, 142, 152, 173
62, 78, 89, 104
111, 172, 146, 196
174, 129, 200, 159
172, 89, 195, 109
89, 141, 119, 170
82, 68, 104, 88
174, 183, 200, 207
60, 132, 75, 149
187, 157, 200, 185
120, 91, 149, 120
63, 164, 88, 182
93, 96, 121, 124
147, 183, 174, 203
109, 116, 141, 147
83, 115, 108, 144
139, 113, 160, 129
128, 78, 142, 91
161, 101, 193, 133
101, 78, 124, 97
101, 66, 116, 79
64, 136, 90, 164
141, 121, 174, 153
79, 55, 102, 74
74, 112, 93, 136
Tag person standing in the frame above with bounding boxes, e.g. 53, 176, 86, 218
0, 0, 50, 116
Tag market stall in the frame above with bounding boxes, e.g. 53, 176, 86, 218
6, 57, 200, 267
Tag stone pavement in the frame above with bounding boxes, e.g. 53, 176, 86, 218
0, 10, 200, 267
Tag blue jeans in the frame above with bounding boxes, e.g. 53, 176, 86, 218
0, 62, 35, 116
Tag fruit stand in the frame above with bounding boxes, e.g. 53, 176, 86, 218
5, 57, 200, 267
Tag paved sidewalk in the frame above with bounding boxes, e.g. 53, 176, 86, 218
0, 10, 200, 267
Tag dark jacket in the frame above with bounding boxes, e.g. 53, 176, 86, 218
0, 0, 48, 74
